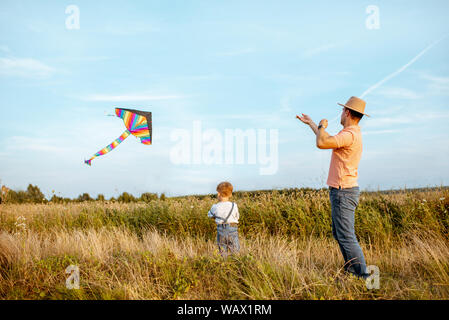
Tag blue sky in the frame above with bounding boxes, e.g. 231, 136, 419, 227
1, 0, 449, 198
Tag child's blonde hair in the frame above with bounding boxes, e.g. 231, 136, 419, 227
216, 181, 233, 198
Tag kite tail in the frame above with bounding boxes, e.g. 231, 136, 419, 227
84, 130, 131, 166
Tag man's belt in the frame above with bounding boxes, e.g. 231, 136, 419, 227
329, 186, 358, 190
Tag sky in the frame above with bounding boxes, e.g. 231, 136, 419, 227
1, 0, 449, 198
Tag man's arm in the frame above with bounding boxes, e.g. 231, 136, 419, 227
297, 115, 338, 149
308, 121, 319, 136
296, 114, 318, 135
316, 120, 338, 149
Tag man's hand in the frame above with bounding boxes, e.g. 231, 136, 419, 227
318, 119, 328, 129
297, 113, 319, 135
297, 114, 337, 149
296, 113, 313, 125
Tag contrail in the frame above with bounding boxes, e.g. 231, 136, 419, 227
328, 35, 447, 124
360, 34, 448, 98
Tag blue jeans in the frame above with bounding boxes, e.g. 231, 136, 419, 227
217, 224, 240, 256
329, 186, 367, 277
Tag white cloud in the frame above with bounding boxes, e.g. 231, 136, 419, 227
6, 136, 73, 153
56, 56, 111, 63
364, 111, 449, 128
421, 74, 449, 95
364, 129, 401, 135
0, 45, 11, 54
217, 48, 255, 56
376, 87, 420, 100
0, 57, 55, 78
280, 96, 291, 112
174, 74, 222, 81
83, 93, 185, 102
98, 22, 160, 36
206, 114, 280, 121
303, 43, 339, 57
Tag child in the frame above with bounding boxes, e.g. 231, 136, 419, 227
208, 181, 240, 256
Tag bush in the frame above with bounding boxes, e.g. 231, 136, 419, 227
50, 195, 64, 203
26, 184, 45, 203
77, 193, 92, 202
118, 192, 136, 203
140, 193, 158, 203
3, 184, 46, 204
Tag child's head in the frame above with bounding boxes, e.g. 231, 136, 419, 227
216, 181, 233, 200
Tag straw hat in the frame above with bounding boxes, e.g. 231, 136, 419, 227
338, 96, 369, 117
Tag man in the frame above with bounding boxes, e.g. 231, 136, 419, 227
297, 96, 369, 278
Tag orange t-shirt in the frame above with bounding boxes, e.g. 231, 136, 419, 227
326, 125, 362, 189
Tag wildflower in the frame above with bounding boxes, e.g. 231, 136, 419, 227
14, 216, 27, 235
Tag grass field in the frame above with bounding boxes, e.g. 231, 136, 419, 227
1, 187, 448, 299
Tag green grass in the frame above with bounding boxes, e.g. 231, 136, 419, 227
0, 187, 448, 299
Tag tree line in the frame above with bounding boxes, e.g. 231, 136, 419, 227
0, 184, 165, 204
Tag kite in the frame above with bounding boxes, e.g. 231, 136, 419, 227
84, 108, 152, 166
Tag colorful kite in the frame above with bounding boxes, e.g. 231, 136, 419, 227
85, 108, 152, 166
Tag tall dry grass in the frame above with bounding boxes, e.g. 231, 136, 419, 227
0, 188, 448, 299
